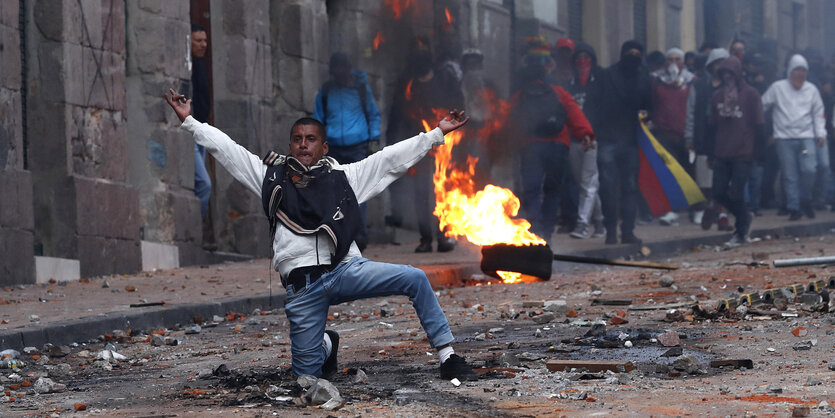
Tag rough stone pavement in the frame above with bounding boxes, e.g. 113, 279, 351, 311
2, 210, 835, 350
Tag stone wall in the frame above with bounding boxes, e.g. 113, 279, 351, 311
125, 1, 202, 265
26, 0, 140, 278
0, 1, 34, 285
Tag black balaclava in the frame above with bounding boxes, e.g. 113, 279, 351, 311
618, 40, 645, 75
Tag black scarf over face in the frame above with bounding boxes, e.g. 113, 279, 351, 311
261, 154, 361, 268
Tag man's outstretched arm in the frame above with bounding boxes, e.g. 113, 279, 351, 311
164, 89, 266, 195
342, 110, 469, 203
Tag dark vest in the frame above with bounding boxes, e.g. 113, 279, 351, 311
261, 152, 361, 267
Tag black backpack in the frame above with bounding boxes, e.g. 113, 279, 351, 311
512, 82, 567, 138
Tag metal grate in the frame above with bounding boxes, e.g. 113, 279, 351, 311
19, 0, 27, 170
568, 0, 582, 41
633, 0, 647, 46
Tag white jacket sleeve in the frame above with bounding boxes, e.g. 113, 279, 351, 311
341, 128, 445, 203
181, 116, 266, 195
761, 84, 775, 112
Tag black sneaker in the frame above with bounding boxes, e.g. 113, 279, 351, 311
802, 201, 815, 219
788, 210, 802, 221
605, 231, 618, 245
701, 206, 717, 230
437, 237, 457, 253
621, 233, 643, 245
322, 330, 340, 378
439, 354, 478, 381
415, 242, 432, 253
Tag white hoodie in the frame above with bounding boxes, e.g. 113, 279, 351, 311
181, 115, 445, 279
761, 54, 826, 139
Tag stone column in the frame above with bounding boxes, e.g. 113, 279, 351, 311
26, 0, 140, 278
206, 0, 277, 257
125, 1, 202, 266
0, 1, 35, 285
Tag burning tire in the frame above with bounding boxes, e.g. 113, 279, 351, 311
480, 243, 553, 281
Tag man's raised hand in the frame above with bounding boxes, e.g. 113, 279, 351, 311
438, 109, 470, 135
164, 88, 191, 123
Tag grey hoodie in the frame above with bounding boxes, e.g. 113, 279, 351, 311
762, 54, 826, 139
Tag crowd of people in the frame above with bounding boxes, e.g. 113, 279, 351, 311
310, 36, 833, 251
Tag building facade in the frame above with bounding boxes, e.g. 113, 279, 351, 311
1, 0, 833, 284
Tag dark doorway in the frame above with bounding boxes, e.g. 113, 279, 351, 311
190, 0, 217, 249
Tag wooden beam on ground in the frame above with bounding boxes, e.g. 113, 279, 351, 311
553, 254, 680, 270
546, 360, 634, 373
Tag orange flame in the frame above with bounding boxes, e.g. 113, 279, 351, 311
373, 31, 385, 50
496, 271, 541, 284
405, 79, 414, 101
444, 8, 454, 24
384, 0, 414, 19
477, 88, 510, 139
420, 115, 545, 285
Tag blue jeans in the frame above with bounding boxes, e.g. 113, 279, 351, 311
328, 143, 369, 245
814, 140, 831, 206
518, 141, 569, 241
283, 257, 454, 377
713, 158, 752, 237
745, 163, 764, 211
597, 140, 640, 236
194, 143, 212, 219
775, 138, 817, 211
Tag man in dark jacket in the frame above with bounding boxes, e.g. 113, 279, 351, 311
595, 40, 652, 245
563, 42, 605, 239
707, 56, 765, 247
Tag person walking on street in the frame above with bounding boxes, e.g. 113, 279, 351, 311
706, 56, 765, 247
313, 52, 382, 250
761, 54, 827, 220
164, 89, 477, 382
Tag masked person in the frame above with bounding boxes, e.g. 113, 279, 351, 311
762, 55, 827, 220
706, 56, 765, 247
650, 48, 695, 226
564, 42, 605, 239
595, 41, 652, 245
164, 89, 477, 382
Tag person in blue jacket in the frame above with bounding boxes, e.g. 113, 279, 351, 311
313, 52, 382, 250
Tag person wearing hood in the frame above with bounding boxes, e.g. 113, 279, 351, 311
685, 48, 734, 230
314, 52, 382, 251
706, 56, 765, 247
595, 40, 652, 245
552, 38, 576, 86
650, 48, 696, 226
563, 42, 605, 239
762, 54, 828, 220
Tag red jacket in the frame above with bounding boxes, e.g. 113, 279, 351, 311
508, 84, 595, 146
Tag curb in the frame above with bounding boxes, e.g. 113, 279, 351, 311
565, 220, 835, 262
0, 264, 482, 351
2, 220, 832, 351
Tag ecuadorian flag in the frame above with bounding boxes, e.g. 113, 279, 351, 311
637, 120, 705, 217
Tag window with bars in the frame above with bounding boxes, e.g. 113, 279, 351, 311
568, 0, 582, 41
633, 0, 647, 46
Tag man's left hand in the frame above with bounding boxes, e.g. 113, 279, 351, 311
817, 137, 826, 148
581, 136, 595, 151
438, 109, 469, 135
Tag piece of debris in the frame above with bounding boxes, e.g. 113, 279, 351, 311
791, 326, 808, 337
661, 347, 683, 357
657, 330, 681, 347
710, 359, 753, 369
33, 377, 67, 394
546, 360, 633, 373
185, 325, 202, 334
672, 355, 703, 374
659, 275, 675, 287
450, 378, 461, 387
531, 313, 555, 324
352, 368, 368, 384
592, 299, 632, 306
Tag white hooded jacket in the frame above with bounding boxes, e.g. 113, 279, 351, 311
761, 54, 826, 139
181, 115, 446, 279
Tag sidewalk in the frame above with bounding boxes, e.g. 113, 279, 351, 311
2, 209, 835, 350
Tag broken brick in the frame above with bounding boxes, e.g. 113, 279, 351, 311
791, 327, 807, 337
